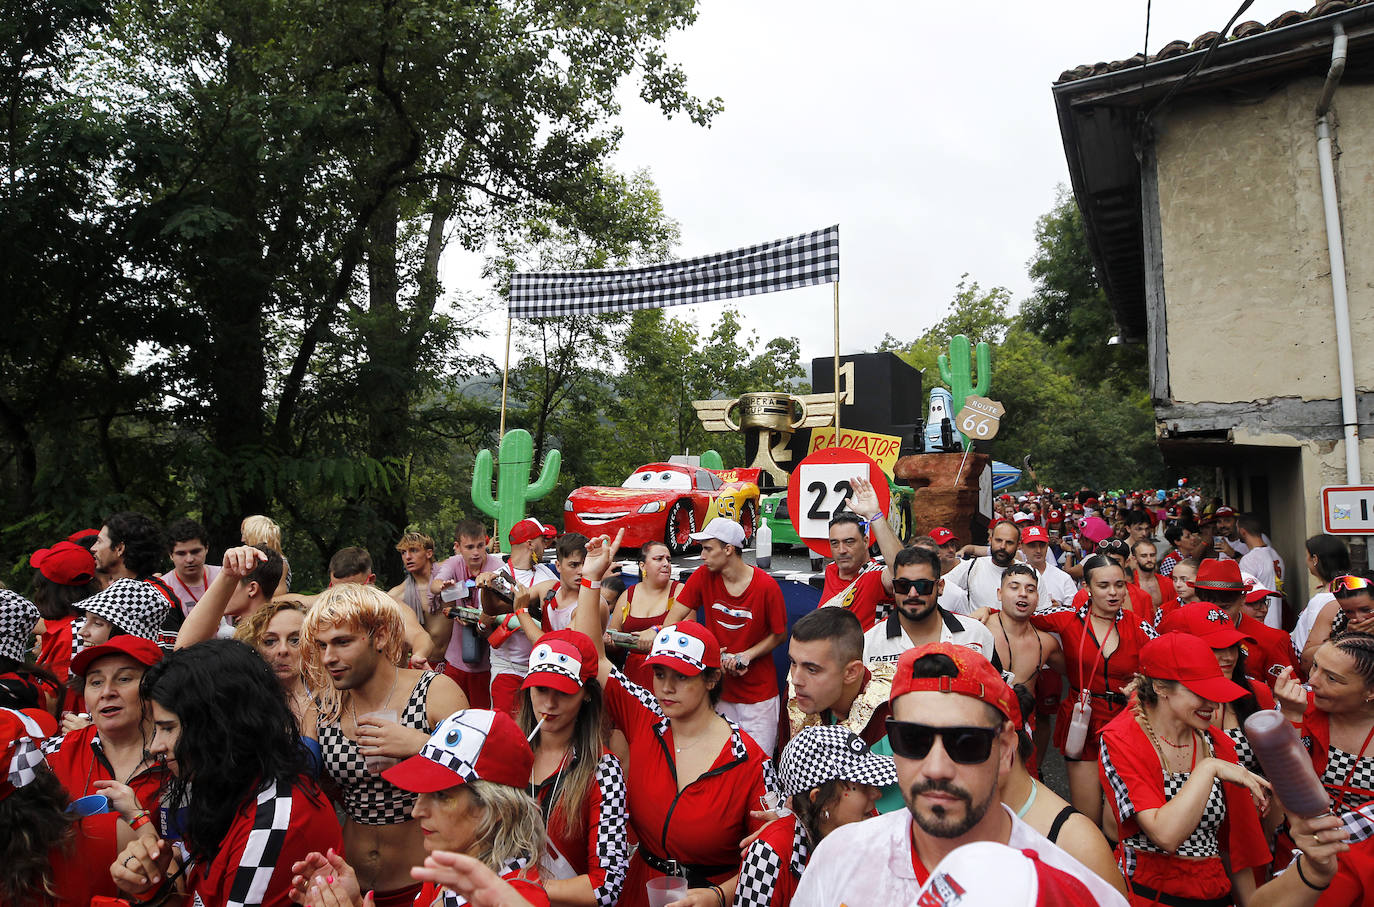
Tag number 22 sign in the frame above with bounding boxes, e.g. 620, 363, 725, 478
786, 446, 891, 558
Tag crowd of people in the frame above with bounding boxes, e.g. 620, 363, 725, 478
2, 484, 1374, 906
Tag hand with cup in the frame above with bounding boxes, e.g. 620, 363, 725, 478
355, 710, 426, 775
645, 876, 688, 907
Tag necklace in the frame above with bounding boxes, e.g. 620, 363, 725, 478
1015, 779, 1039, 819
348, 664, 400, 730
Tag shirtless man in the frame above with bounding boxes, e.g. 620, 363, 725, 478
387, 532, 445, 657
301, 584, 468, 904
978, 564, 1062, 695
1131, 538, 1177, 618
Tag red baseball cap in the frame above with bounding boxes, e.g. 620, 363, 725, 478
1021, 526, 1049, 545
1190, 559, 1247, 592
540, 523, 557, 539
642, 620, 721, 677
508, 517, 545, 546
1140, 633, 1249, 703
522, 629, 597, 695
384, 709, 533, 791
70, 635, 164, 678
930, 527, 957, 546
890, 642, 1020, 725
1215, 506, 1236, 517
1046, 510, 1063, 525
29, 541, 97, 586
66, 528, 100, 545
915, 841, 1102, 907
1157, 602, 1254, 649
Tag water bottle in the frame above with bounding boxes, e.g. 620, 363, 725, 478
1064, 690, 1092, 759
756, 521, 773, 571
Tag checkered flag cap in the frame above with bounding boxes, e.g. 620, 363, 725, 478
642, 620, 720, 677
1, 708, 50, 800
0, 590, 41, 664
777, 725, 897, 797
383, 709, 533, 791
83, 578, 172, 641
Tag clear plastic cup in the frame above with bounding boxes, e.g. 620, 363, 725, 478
359, 709, 399, 774
645, 876, 688, 907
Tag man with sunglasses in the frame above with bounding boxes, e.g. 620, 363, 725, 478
793, 643, 1129, 906
862, 547, 992, 665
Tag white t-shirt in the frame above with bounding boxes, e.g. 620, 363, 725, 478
1293, 591, 1336, 655
792, 806, 1128, 907
161, 565, 222, 616
489, 561, 557, 678
944, 556, 1008, 611
1034, 562, 1078, 611
939, 583, 972, 616
862, 609, 994, 664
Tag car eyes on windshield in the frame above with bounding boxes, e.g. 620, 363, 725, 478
621, 469, 689, 490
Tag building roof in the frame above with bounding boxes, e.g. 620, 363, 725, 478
1057, 0, 1372, 84
1052, 2, 1374, 361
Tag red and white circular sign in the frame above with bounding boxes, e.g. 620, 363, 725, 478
787, 446, 890, 558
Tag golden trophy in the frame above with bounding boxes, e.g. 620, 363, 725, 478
692, 392, 839, 486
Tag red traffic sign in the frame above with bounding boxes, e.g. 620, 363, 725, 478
787, 446, 891, 558
1321, 485, 1374, 534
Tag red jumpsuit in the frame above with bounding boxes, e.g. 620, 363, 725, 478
601, 667, 773, 905
42, 724, 169, 823
183, 776, 342, 907
530, 750, 629, 907
1031, 602, 1156, 762
1099, 712, 1270, 906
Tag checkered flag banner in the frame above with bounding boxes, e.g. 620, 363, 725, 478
508, 225, 839, 319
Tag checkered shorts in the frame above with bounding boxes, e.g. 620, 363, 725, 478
318, 672, 437, 825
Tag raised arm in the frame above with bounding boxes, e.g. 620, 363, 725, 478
847, 475, 902, 592
175, 545, 266, 649
575, 530, 623, 688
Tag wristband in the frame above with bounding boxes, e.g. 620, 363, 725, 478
1295, 854, 1331, 891
710, 885, 725, 907
130, 812, 153, 831
580, 577, 601, 590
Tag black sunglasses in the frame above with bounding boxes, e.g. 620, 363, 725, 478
892, 577, 937, 596
885, 719, 999, 764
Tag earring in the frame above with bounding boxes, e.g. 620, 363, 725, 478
822, 809, 830, 820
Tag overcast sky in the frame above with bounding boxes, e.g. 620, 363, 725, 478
448, 1, 1317, 370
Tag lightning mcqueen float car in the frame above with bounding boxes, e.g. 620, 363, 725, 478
564, 462, 761, 555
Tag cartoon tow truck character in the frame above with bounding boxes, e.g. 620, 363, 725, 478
564, 459, 761, 556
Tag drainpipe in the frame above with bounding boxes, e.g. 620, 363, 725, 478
1315, 24, 1359, 487
1315, 23, 1365, 572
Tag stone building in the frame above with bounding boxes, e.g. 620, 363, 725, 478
1054, 1, 1374, 600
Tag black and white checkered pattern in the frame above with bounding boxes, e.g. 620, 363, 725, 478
1340, 801, 1374, 843
1100, 746, 1137, 822
0, 591, 40, 664
592, 753, 629, 907
80, 578, 171, 642
777, 724, 897, 796
734, 836, 784, 907
222, 779, 294, 907
1123, 772, 1225, 859
1322, 745, 1374, 810
4, 707, 49, 791
1226, 727, 1260, 775
508, 226, 840, 320
318, 672, 437, 825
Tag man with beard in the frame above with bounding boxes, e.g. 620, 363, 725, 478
1131, 538, 1178, 619
862, 547, 992, 664
943, 520, 1020, 610
792, 643, 1128, 905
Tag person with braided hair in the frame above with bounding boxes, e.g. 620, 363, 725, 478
1099, 633, 1271, 906
1275, 627, 1374, 814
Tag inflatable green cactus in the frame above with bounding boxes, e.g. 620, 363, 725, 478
472, 430, 562, 552
937, 334, 991, 444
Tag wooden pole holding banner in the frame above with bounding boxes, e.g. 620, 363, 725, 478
833, 280, 841, 437
498, 317, 512, 440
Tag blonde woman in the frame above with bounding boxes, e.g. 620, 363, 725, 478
242, 514, 291, 596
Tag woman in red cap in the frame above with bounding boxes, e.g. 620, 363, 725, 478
42, 636, 169, 833
516, 627, 629, 907
1031, 554, 1158, 827
573, 530, 774, 907
28, 540, 100, 706
293, 708, 549, 907
1100, 633, 1272, 906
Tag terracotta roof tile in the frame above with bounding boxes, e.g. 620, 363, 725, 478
1056, 0, 1373, 83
